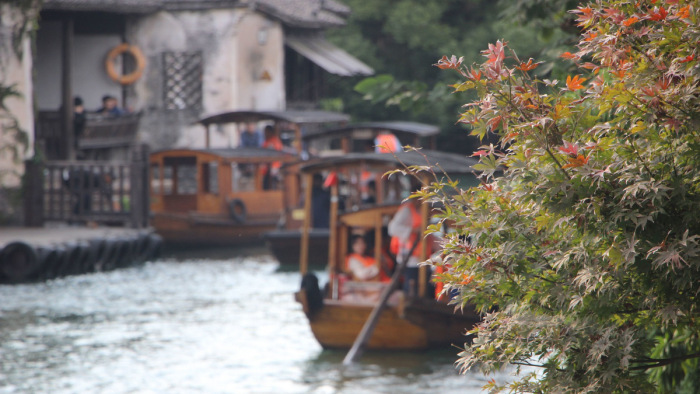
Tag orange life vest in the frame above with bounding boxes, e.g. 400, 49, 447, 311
345, 253, 377, 280
261, 136, 284, 175
390, 203, 426, 258
374, 132, 401, 153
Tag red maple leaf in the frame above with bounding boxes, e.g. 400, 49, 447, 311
559, 141, 579, 157
434, 55, 463, 70
649, 6, 668, 21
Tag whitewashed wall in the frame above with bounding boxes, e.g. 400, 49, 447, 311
129, 8, 286, 149
0, 4, 34, 188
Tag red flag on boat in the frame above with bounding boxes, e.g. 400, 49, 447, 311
323, 171, 338, 188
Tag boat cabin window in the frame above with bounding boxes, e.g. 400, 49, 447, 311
232, 163, 256, 192
150, 164, 161, 195
202, 162, 219, 194
164, 157, 197, 195
163, 165, 173, 194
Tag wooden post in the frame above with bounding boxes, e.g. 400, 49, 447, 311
129, 144, 149, 228
205, 124, 211, 148
61, 18, 74, 160
418, 175, 429, 298
293, 124, 302, 153
327, 182, 339, 269
299, 172, 313, 275
374, 216, 382, 268
23, 160, 45, 227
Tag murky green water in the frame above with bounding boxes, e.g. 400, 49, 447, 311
0, 247, 514, 393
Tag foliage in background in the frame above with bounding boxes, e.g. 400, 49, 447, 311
421, 0, 700, 391
327, 0, 580, 154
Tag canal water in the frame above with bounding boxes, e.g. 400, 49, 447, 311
0, 247, 515, 393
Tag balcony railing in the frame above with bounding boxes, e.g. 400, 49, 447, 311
37, 111, 140, 160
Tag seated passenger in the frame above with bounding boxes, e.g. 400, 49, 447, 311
345, 235, 378, 281
96, 94, 125, 117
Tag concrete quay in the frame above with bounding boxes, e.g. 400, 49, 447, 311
0, 225, 162, 284
0, 225, 143, 248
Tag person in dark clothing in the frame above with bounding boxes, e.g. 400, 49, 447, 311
73, 96, 86, 159
240, 122, 262, 147
96, 94, 124, 117
311, 173, 331, 228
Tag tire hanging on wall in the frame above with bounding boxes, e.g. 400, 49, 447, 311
228, 198, 247, 224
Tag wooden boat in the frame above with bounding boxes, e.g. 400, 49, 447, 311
265, 121, 441, 267
294, 150, 482, 350
149, 147, 297, 245
149, 109, 349, 246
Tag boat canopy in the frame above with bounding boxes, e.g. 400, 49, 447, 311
199, 110, 350, 127
299, 150, 479, 175
303, 121, 439, 142
150, 147, 295, 162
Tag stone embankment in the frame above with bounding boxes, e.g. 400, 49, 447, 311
0, 226, 162, 284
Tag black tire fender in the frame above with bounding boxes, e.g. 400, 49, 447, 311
228, 198, 247, 224
0, 241, 40, 283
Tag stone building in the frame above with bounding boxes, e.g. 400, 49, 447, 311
0, 0, 371, 223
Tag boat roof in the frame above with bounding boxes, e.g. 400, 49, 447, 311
150, 147, 296, 159
299, 150, 479, 175
199, 110, 350, 126
302, 121, 440, 141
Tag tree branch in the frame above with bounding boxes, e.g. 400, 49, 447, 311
630, 352, 700, 371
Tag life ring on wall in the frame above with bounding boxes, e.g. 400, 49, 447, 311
105, 43, 146, 85
228, 198, 247, 224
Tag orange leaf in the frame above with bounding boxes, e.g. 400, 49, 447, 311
676, 6, 690, 19
566, 75, 587, 91
623, 16, 639, 27
561, 51, 579, 60
562, 155, 589, 168
516, 58, 541, 72
467, 67, 482, 81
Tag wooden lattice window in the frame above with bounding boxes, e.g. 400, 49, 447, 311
163, 51, 203, 111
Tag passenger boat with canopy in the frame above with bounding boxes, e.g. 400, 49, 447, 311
294, 150, 482, 350
265, 121, 441, 267
149, 110, 348, 246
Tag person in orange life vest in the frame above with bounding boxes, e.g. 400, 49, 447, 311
261, 125, 283, 189
374, 131, 402, 153
388, 196, 427, 263
388, 184, 434, 295
345, 235, 379, 281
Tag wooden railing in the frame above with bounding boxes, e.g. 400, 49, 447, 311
24, 145, 150, 228
36, 111, 140, 160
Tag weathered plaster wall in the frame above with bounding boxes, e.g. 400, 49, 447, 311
0, 4, 34, 189
234, 12, 285, 112
129, 8, 286, 150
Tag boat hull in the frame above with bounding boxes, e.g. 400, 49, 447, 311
299, 293, 478, 350
152, 213, 278, 246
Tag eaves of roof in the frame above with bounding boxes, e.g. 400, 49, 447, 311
42, 0, 163, 14
42, 0, 351, 29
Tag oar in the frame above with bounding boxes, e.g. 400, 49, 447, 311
342, 238, 419, 365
